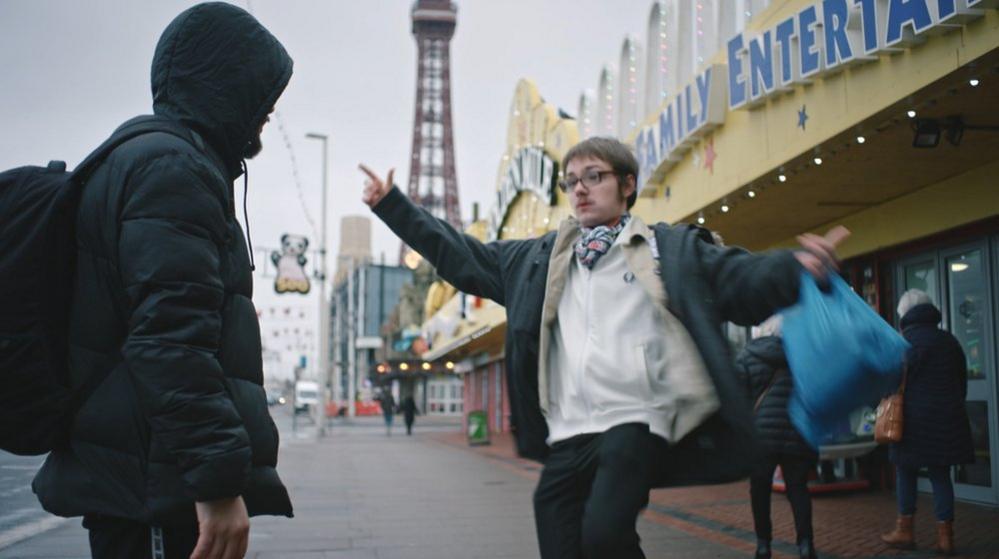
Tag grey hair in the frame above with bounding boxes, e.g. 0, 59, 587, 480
752, 314, 783, 339
897, 289, 933, 318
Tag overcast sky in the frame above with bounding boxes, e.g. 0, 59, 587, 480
0, 0, 652, 375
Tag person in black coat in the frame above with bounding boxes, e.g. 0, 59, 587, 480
880, 290, 974, 555
31, 4, 294, 557
360, 136, 847, 559
380, 391, 396, 437
402, 396, 418, 436
736, 316, 818, 559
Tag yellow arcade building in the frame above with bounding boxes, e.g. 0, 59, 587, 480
420, 0, 999, 506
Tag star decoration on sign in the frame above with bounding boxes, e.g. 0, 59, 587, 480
797, 105, 809, 131
703, 137, 717, 174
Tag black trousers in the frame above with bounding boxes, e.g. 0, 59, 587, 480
83, 514, 198, 559
749, 453, 815, 545
533, 423, 669, 559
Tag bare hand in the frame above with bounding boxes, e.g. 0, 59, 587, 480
359, 164, 394, 208
795, 226, 850, 281
190, 497, 249, 559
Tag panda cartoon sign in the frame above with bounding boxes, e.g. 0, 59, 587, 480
272, 234, 311, 294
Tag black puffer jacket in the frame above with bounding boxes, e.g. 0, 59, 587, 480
33, 2, 294, 524
736, 336, 816, 459
890, 304, 975, 468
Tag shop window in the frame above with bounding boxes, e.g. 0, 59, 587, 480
903, 260, 939, 306
724, 322, 750, 354
947, 250, 987, 380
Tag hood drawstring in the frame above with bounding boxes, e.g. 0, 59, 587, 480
241, 159, 256, 271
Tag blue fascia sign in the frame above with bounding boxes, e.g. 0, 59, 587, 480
728, 0, 990, 110
636, 64, 728, 188
636, 0, 989, 190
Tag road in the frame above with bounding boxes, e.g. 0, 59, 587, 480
0, 406, 470, 556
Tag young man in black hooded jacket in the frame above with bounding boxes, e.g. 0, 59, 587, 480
361, 137, 847, 559
31, 4, 294, 558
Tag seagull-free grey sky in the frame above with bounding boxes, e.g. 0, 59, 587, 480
0, 0, 651, 375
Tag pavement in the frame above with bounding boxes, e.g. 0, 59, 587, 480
0, 410, 996, 558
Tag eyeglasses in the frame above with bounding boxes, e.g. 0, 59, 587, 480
558, 169, 618, 192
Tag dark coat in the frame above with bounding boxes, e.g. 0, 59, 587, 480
374, 188, 803, 487
33, 3, 294, 524
890, 304, 975, 468
402, 397, 417, 424
380, 394, 396, 419
735, 337, 816, 460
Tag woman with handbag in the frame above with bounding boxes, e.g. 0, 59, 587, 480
880, 289, 975, 555
737, 315, 819, 559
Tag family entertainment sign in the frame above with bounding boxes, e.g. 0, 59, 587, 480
635, 0, 991, 188
728, 0, 993, 110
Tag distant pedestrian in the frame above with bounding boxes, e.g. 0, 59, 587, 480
736, 315, 818, 559
402, 396, 418, 436
380, 392, 396, 437
880, 290, 974, 555
29, 3, 294, 558
361, 136, 847, 559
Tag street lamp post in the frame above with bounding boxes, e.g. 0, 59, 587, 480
305, 132, 329, 436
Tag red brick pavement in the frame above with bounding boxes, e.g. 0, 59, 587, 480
429, 431, 999, 559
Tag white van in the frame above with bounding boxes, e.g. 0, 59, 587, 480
293, 380, 320, 415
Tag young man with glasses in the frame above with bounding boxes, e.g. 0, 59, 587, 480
360, 137, 844, 558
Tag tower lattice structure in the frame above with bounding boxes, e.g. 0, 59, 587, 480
403, 0, 461, 263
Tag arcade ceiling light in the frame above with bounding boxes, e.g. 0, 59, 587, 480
912, 119, 942, 148
913, 116, 999, 149
686, 63, 993, 227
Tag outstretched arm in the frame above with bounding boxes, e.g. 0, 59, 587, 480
701, 226, 850, 325
360, 164, 507, 304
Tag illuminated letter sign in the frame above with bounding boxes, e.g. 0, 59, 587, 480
726, 0, 983, 109
486, 146, 558, 241
637, 65, 727, 189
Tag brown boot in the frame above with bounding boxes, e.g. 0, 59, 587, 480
880, 515, 915, 549
935, 520, 954, 555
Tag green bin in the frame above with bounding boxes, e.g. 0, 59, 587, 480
467, 410, 490, 446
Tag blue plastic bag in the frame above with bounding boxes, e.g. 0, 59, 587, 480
781, 272, 909, 448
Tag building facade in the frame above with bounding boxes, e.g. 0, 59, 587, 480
331, 263, 412, 416
334, 215, 372, 287
420, 0, 999, 505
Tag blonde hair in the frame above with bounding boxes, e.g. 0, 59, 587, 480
752, 314, 783, 339
897, 289, 933, 318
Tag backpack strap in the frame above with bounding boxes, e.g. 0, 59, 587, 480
67, 118, 202, 415
71, 118, 201, 183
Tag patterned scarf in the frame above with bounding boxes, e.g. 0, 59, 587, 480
574, 214, 631, 269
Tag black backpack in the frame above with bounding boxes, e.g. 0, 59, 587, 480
0, 118, 196, 455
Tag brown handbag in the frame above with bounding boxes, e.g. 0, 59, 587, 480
875, 366, 907, 444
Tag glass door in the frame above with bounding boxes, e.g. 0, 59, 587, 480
942, 243, 997, 504
895, 243, 999, 505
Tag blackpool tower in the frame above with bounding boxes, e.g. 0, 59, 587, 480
403, 0, 461, 262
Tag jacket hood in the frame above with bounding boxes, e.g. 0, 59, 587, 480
742, 336, 787, 370
151, 2, 293, 177
901, 303, 942, 330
